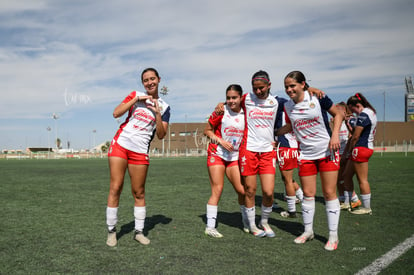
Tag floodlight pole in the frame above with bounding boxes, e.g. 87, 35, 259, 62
47, 126, 51, 159
52, 113, 59, 152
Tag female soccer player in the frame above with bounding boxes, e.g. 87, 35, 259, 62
277, 70, 343, 251
204, 84, 247, 238
105, 68, 171, 246
215, 71, 281, 237
345, 93, 377, 215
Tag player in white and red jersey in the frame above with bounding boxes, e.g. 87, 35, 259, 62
204, 84, 247, 238
237, 70, 280, 238
277, 71, 343, 251
105, 68, 170, 247
345, 93, 377, 215
274, 96, 304, 218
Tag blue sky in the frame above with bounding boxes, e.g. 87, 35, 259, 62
1, 0, 413, 150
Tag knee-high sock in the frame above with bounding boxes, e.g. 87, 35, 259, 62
246, 206, 258, 230
286, 196, 296, 213
360, 193, 371, 209
206, 204, 218, 229
106, 207, 118, 231
134, 206, 146, 232
261, 204, 273, 225
325, 199, 340, 240
302, 197, 315, 233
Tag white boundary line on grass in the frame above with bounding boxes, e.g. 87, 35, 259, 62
355, 233, 414, 275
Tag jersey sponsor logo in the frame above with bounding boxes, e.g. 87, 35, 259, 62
294, 117, 321, 131
248, 109, 275, 120
223, 126, 244, 137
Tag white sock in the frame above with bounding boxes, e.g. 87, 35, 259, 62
206, 204, 218, 229
106, 207, 118, 231
134, 206, 146, 232
351, 194, 360, 202
344, 191, 353, 204
302, 197, 315, 234
360, 193, 371, 209
286, 196, 296, 213
246, 207, 258, 230
295, 187, 304, 201
325, 199, 340, 241
261, 204, 272, 225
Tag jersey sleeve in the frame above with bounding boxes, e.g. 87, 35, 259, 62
318, 95, 333, 111
356, 112, 371, 128
208, 110, 223, 129
161, 106, 171, 123
122, 91, 137, 103
283, 106, 291, 124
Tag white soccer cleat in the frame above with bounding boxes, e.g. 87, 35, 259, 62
134, 230, 151, 245
106, 229, 117, 247
348, 207, 372, 215
258, 222, 275, 238
294, 231, 314, 244
205, 227, 223, 238
324, 239, 339, 251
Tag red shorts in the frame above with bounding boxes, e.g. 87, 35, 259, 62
239, 149, 276, 176
207, 153, 238, 168
298, 156, 340, 177
108, 141, 149, 165
276, 147, 299, 171
351, 147, 373, 163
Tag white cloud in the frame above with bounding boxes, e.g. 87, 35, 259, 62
0, 0, 413, 149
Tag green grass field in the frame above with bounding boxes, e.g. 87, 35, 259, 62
1, 153, 413, 274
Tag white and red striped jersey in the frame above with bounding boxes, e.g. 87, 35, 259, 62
241, 92, 279, 152
207, 105, 245, 161
114, 91, 170, 153
284, 91, 333, 160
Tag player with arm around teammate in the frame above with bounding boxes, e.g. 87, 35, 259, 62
345, 93, 377, 215
105, 68, 170, 247
204, 84, 247, 238
277, 71, 343, 251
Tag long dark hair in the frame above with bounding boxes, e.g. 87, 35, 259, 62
347, 93, 376, 113
284, 70, 309, 89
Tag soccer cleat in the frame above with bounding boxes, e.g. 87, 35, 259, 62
294, 232, 314, 244
340, 202, 350, 210
258, 222, 275, 238
106, 228, 117, 247
349, 207, 372, 215
280, 211, 297, 218
134, 230, 151, 245
351, 200, 362, 208
324, 239, 339, 251
205, 228, 223, 238
250, 227, 266, 238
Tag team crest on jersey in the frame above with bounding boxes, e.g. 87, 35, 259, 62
309, 102, 315, 109
210, 156, 215, 163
